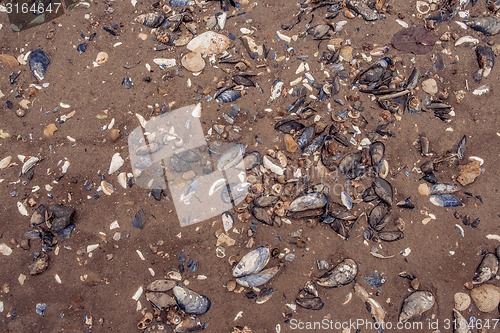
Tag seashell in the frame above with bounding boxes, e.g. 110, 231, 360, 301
254, 195, 279, 208
274, 119, 305, 134
365, 297, 386, 329
48, 204, 75, 232
221, 182, 249, 204
303, 280, 319, 297
289, 192, 328, 212
0, 156, 12, 169
22, 156, 40, 174
108, 153, 124, 174
378, 159, 389, 179
243, 152, 261, 170
369, 141, 385, 168
95, 52, 109, 65
454, 36, 479, 46
241, 36, 262, 59
416, 1, 430, 15
146, 280, 177, 309
341, 191, 353, 210
373, 178, 393, 206
173, 285, 211, 315
466, 17, 500, 36
17, 202, 29, 216
474, 45, 495, 81
262, 155, 284, 176
215, 87, 241, 103
29, 49, 50, 81
101, 181, 115, 195
339, 152, 363, 180
452, 309, 470, 333
0, 243, 12, 256
472, 84, 491, 96
232, 75, 255, 87
398, 291, 435, 323
397, 197, 415, 209
378, 230, 404, 242
29, 252, 50, 275
405, 67, 420, 90
236, 266, 279, 287
132, 208, 146, 229
316, 258, 357, 288
251, 206, 274, 225
175, 317, 206, 332
136, 142, 161, 156
420, 183, 460, 196
256, 287, 273, 304
221, 211, 234, 232
135, 12, 165, 28
169, 0, 194, 6
407, 95, 421, 114
232, 246, 270, 278
187, 31, 231, 55
346, 0, 385, 21
268, 80, 284, 103
216, 144, 245, 170
153, 58, 176, 69
472, 253, 498, 285
295, 297, 324, 310
297, 127, 315, 151
429, 194, 462, 207
470, 284, 500, 313
368, 203, 390, 231
117, 172, 128, 189
302, 135, 325, 156
181, 52, 205, 73
307, 24, 330, 39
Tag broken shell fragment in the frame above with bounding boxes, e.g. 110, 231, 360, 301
235, 266, 279, 287
108, 153, 124, 174
173, 285, 211, 315
398, 291, 435, 323
135, 12, 165, 28
316, 259, 357, 288
295, 297, 324, 310
429, 194, 462, 207
146, 280, 177, 310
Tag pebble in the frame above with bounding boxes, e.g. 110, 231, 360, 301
108, 128, 121, 142
421, 78, 438, 95
181, 52, 205, 72
457, 160, 481, 186
454, 292, 471, 311
470, 284, 500, 313
339, 46, 353, 62
43, 123, 58, 137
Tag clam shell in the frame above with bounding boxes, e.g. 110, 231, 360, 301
295, 297, 324, 310
221, 211, 234, 232
473, 253, 498, 285
236, 266, 279, 287
232, 246, 270, 278
187, 31, 231, 55
316, 258, 357, 288
145, 279, 177, 310
181, 52, 205, 73
173, 285, 211, 315
117, 172, 128, 189
398, 291, 435, 323
289, 192, 328, 212
22, 156, 39, 174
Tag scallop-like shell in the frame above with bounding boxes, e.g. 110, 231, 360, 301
232, 246, 270, 278
236, 266, 279, 287
316, 258, 358, 288
473, 253, 499, 285
399, 291, 435, 323
173, 285, 211, 315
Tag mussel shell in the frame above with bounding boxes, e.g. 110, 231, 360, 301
295, 297, 324, 310
316, 258, 357, 288
368, 203, 390, 231
232, 246, 270, 277
232, 75, 255, 87
173, 285, 211, 316
147, 279, 176, 292
398, 291, 435, 323
366, 298, 386, 329
369, 141, 385, 168
330, 218, 351, 240
236, 266, 279, 287
397, 197, 415, 209
452, 309, 469, 333
251, 206, 274, 225
429, 194, 461, 207
428, 183, 460, 195
290, 207, 326, 219
339, 152, 364, 180
215, 87, 241, 103
378, 230, 404, 242
216, 143, 245, 170
256, 288, 274, 304
472, 253, 499, 285
303, 135, 326, 156
307, 24, 331, 39
297, 127, 315, 150
175, 317, 206, 333
243, 151, 262, 170
347, 0, 385, 21
289, 192, 328, 212
175, 149, 201, 163
373, 177, 393, 206
29, 49, 50, 81
135, 12, 166, 28
274, 119, 305, 134
146, 291, 177, 310
254, 195, 279, 208
466, 16, 500, 35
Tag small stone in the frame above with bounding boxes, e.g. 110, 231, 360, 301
339, 46, 353, 62
43, 123, 58, 137
470, 284, 500, 313
138, 33, 148, 41
284, 134, 298, 153
15, 109, 26, 117
492, 44, 500, 56
454, 292, 471, 311
410, 278, 420, 290
226, 280, 237, 292
457, 160, 481, 186
422, 78, 438, 95
181, 52, 205, 72
108, 128, 121, 142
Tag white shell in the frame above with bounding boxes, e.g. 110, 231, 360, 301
17, 201, 28, 216
263, 156, 284, 176
0, 156, 12, 169
108, 153, 124, 174
221, 211, 234, 232
153, 58, 177, 69
101, 181, 115, 195
61, 160, 70, 174
454, 36, 479, 46
191, 103, 202, 118
132, 286, 143, 301
0, 243, 12, 256
117, 172, 128, 189
187, 31, 230, 55
21, 156, 39, 174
